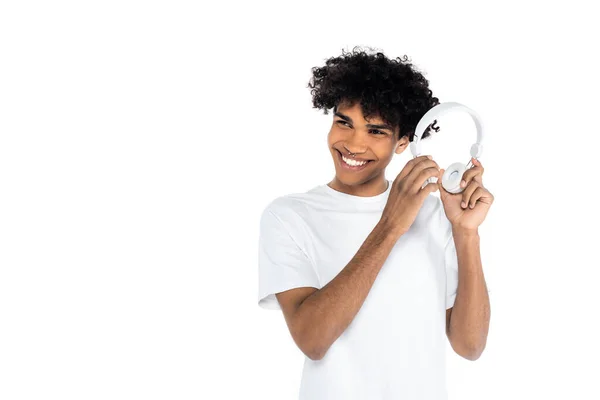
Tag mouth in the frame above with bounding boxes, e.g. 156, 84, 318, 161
335, 149, 374, 171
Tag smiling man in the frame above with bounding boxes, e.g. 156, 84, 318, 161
257, 47, 492, 400
328, 102, 399, 196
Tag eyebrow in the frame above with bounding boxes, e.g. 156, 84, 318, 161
334, 111, 394, 131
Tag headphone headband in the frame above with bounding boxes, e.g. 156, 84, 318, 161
410, 102, 484, 159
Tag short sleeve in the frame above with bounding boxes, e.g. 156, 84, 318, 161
257, 207, 321, 310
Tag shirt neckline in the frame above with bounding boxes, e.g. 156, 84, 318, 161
320, 179, 392, 203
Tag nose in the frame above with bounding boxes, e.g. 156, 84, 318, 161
344, 143, 367, 155
343, 133, 368, 155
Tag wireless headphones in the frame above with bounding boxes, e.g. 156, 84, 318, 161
409, 102, 484, 194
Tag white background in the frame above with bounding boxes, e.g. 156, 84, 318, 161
1, 1, 599, 399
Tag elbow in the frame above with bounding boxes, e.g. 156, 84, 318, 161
463, 350, 481, 361
302, 341, 329, 361
297, 332, 329, 360
291, 310, 331, 361
293, 322, 329, 361
462, 344, 486, 361
450, 335, 486, 361
306, 349, 324, 361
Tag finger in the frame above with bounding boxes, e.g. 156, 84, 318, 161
406, 159, 440, 187
461, 158, 485, 187
419, 179, 440, 198
468, 186, 487, 208
398, 155, 434, 182
411, 165, 440, 193
460, 166, 484, 188
461, 180, 480, 209
437, 168, 450, 198
473, 186, 495, 205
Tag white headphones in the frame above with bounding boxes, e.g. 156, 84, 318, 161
409, 102, 484, 194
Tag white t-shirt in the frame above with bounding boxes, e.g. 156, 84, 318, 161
258, 179, 484, 399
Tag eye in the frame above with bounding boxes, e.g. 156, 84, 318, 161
336, 121, 386, 135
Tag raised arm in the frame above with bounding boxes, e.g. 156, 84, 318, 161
276, 155, 441, 360
276, 220, 399, 360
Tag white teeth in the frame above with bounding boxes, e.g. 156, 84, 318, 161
341, 154, 367, 166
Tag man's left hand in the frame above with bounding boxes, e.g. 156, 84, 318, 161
437, 157, 494, 231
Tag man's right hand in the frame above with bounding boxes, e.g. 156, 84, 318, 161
380, 155, 441, 237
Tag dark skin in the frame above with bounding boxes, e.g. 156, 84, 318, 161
277, 100, 492, 360
326, 100, 409, 197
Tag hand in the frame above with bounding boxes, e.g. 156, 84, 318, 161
380, 155, 440, 237
437, 157, 494, 231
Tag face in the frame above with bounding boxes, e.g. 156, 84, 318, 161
327, 101, 409, 187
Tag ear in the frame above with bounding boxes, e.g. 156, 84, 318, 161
395, 136, 409, 155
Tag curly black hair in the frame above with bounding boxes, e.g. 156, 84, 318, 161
307, 46, 441, 142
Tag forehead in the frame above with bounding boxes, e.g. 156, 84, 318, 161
336, 102, 384, 123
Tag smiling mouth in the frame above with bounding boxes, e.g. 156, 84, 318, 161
336, 150, 373, 170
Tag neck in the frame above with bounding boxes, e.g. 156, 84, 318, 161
327, 175, 389, 197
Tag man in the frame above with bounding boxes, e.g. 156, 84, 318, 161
257, 47, 493, 400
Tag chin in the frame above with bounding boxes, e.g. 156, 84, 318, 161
334, 171, 374, 186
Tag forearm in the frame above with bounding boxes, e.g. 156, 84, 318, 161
447, 227, 491, 360
295, 221, 400, 359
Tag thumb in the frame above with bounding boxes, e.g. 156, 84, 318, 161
438, 169, 447, 198
437, 169, 444, 188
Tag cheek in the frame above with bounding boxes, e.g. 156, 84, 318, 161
327, 130, 340, 146
373, 145, 395, 160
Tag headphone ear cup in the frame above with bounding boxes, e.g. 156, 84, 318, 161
442, 162, 467, 194
409, 141, 419, 157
